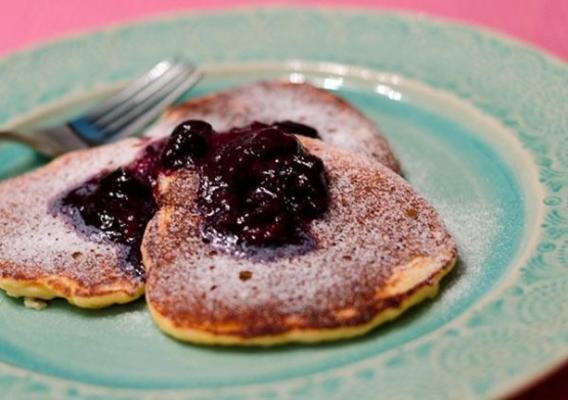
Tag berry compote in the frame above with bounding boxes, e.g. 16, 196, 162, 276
58, 119, 329, 272
160, 120, 329, 253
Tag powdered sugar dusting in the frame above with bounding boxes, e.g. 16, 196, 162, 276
113, 308, 155, 338
0, 139, 147, 297
145, 138, 457, 336
437, 201, 497, 270
145, 81, 400, 173
402, 152, 503, 289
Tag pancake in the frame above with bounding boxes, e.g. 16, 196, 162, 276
143, 137, 457, 346
0, 139, 148, 308
145, 81, 401, 173
0, 79, 399, 311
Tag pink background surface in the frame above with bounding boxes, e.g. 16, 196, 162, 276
0, 1, 567, 399
0, 0, 567, 60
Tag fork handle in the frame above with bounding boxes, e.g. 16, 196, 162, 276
0, 130, 59, 157
0, 130, 40, 148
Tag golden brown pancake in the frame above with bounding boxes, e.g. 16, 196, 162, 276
143, 137, 457, 345
0, 139, 148, 308
146, 81, 401, 173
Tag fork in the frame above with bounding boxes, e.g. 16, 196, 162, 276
0, 59, 201, 158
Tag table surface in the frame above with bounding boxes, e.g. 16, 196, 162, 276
1, 1, 567, 398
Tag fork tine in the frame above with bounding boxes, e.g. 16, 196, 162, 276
85, 59, 176, 121
101, 71, 201, 138
99, 71, 199, 136
93, 61, 193, 127
99, 67, 192, 132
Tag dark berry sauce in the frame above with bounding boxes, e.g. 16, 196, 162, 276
59, 168, 156, 278
57, 119, 328, 274
273, 120, 320, 139
126, 138, 166, 187
161, 121, 329, 255
160, 120, 211, 170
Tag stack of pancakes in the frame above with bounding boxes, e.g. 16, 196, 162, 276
0, 82, 457, 345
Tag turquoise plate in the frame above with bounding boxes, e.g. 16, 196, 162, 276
1, 8, 567, 399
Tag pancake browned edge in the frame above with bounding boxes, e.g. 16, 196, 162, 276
0, 139, 148, 308
145, 80, 401, 173
143, 137, 457, 346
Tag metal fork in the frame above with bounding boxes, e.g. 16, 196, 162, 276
0, 59, 201, 157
